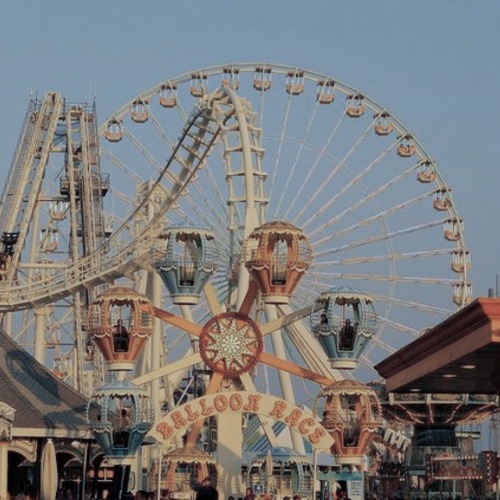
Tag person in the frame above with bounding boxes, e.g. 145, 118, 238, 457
339, 319, 355, 350
135, 491, 148, 500
114, 319, 130, 352
244, 488, 254, 500
115, 408, 131, 447
320, 313, 328, 325
195, 477, 219, 500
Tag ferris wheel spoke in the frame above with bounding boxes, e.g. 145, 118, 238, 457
314, 248, 454, 268
174, 94, 191, 124
377, 315, 421, 336
303, 273, 457, 286
192, 162, 230, 225
102, 147, 146, 185
301, 136, 399, 231
238, 281, 259, 316
284, 115, 356, 225
259, 351, 334, 387
293, 114, 378, 224
370, 293, 453, 316
186, 183, 230, 237
358, 342, 399, 369
257, 84, 267, 133
274, 101, 320, 217
204, 282, 224, 316
179, 195, 228, 242
314, 219, 446, 258
309, 165, 426, 241
123, 126, 166, 178
153, 306, 202, 336
281, 334, 320, 402
260, 303, 319, 337
143, 103, 176, 150
133, 351, 202, 385
268, 95, 293, 203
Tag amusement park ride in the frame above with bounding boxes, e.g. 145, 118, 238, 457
0, 63, 494, 498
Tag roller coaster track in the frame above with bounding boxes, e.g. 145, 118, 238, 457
0, 90, 244, 313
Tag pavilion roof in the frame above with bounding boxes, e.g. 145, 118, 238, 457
0, 327, 93, 439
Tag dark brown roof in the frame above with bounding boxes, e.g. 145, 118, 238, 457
375, 297, 500, 394
0, 327, 93, 438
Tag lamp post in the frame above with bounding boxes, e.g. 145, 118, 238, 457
0, 402, 16, 500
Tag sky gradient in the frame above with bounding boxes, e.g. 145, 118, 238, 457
0, 0, 498, 298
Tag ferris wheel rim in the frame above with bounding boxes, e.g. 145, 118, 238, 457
40, 63, 474, 384
99, 63, 455, 186
97, 61, 467, 256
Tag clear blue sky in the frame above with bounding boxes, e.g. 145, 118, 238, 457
0, 0, 498, 298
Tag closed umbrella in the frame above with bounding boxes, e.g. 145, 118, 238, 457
265, 449, 273, 492
40, 439, 58, 500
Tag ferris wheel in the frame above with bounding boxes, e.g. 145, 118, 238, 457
0, 63, 470, 411
96, 63, 470, 380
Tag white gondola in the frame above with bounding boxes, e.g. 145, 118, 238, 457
316, 79, 335, 104
397, 134, 416, 157
159, 83, 177, 108
444, 218, 463, 241
253, 66, 272, 91
417, 160, 437, 183
346, 94, 365, 117
222, 67, 240, 90
104, 119, 123, 142
451, 249, 471, 273
130, 99, 149, 123
453, 282, 472, 306
190, 73, 208, 97
374, 111, 394, 135
433, 188, 452, 211
285, 70, 304, 95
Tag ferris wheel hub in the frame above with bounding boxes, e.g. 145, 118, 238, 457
199, 311, 263, 378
